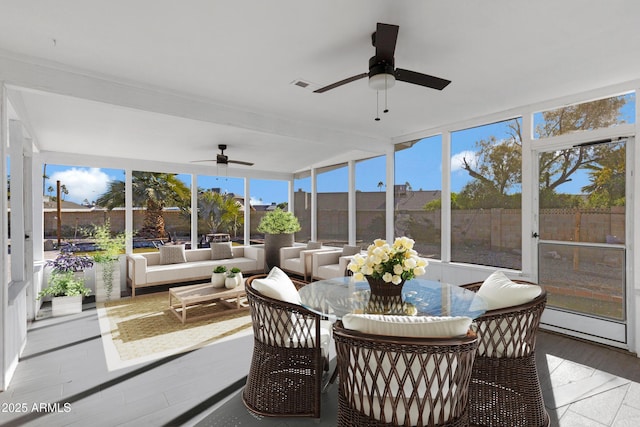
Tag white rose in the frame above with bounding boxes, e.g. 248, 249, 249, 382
404, 258, 417, 269
414, 266, 426, 276
391, 275, 403, 285
382, 272, 393, 283
393, 264, 404, 275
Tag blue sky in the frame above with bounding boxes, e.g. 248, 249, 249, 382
43, 93, 635, 206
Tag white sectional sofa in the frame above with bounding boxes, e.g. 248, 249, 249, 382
126, 244, 264, 297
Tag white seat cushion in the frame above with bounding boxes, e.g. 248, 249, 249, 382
476, 271, 542, 310
252, 267, 300, 304
343, 313, 472, 338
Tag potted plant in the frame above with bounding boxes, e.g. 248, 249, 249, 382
38, 271, 92, 316
225, 267, 243, 289
91, 220, 127, 302
212, 265, 227, 288
42, 252, 94, 301
257, 208, 301, 269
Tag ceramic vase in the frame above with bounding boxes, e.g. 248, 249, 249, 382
211, 272, 226, 288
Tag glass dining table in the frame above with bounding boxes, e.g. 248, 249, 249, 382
298, 276, 488, 321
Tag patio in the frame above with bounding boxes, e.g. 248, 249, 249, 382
0, 299, 638, 427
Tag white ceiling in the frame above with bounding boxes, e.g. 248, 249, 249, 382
1, 0, 640, 174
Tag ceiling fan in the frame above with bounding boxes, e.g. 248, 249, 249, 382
314, 22, 451, 97
191, 144, 254, 166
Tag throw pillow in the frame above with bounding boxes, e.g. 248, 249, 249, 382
306, 241, 322, 250
252, 267, 301, 304
476, 270, 542, 310
211, 242, 233, 260
159, 244, 187, 265
342, 245, 361, 257
342, 313, 472, 338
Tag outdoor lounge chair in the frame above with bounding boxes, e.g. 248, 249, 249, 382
461, 273, 549, 427
242, 271, 331, 418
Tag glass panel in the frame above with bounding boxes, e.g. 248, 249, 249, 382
317, 163, 348, 246
293, 175, 311, 243
125, 170, 190, 249
534, 93, 635, 139
356, 155, 385, 248
197, 175, 244, 246
394, 136, 442, 260
43, 164, 127, 251
539, 242, 625, 321
5, 155, 9, 277
450, 119, 522, 269
250, 178, 288, 244
539, 140, 626, 243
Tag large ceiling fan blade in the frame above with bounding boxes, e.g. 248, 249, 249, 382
374, 23, 399, 62
395, 68, 451, 90
314, 72, 368, 93
190, 159, 218, 163
228, 159, 254, 166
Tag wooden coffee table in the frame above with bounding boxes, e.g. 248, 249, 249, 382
169, 282, 248, 324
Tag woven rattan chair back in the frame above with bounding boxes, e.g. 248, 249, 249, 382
461, 281, 549, 427
242, 274, 325, 418
333, 321, 478, 427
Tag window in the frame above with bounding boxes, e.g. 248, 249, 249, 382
394, 136, 442, 260
534, 93, 635, 139
42, 164, 126, 250
131, 170, 190, 248
356, 155, 386, 248
250, 178, 288, 243
293, 174, 311, 243
450, 119, 522, 269
317, 163, 348, 246
197, 175, 243, 245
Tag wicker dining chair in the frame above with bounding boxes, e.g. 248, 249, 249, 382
461, 280, 549, 427
333, 320, 478, 427
242, 274, 329, 419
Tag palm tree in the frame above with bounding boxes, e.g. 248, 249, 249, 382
96, 172, 190, 238
197, 190, 244, 237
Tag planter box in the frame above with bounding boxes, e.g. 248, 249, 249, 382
95, 261, 122, 303
52, 295, 83, 317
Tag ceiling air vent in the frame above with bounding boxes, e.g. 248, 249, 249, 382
291, 79, 317, 91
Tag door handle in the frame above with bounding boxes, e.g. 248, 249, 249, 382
532, 232, 539, 238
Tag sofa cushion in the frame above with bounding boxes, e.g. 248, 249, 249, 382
342, 313, 472, 338
476, 271, 542, 310
159, 245, 187, 265
252, 267, 300, 304
307, 241, 322, 250
211, 242, 233, 260
342, 245, 361, 256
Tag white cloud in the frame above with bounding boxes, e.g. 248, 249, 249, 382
451, 150, 477, 172
49, 168, 111, 204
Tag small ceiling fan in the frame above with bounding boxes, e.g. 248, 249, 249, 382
191, 144, 254, 166
314, 22, 451, 95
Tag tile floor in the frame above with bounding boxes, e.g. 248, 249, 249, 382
1, 301, 639, 427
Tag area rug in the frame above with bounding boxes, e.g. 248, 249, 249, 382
96, 292, 253, 371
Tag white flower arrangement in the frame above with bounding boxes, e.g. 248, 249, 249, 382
347, 237, 428, 284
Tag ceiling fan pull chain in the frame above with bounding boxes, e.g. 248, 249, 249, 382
375, 91, 381, 121
384, 75, 389, 113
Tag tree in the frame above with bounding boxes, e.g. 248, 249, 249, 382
60, 184, 69, 201
197, 190, 244, 237
581, 141, 626, 207
459, 96, 628, 208
96, 172, 190, 238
